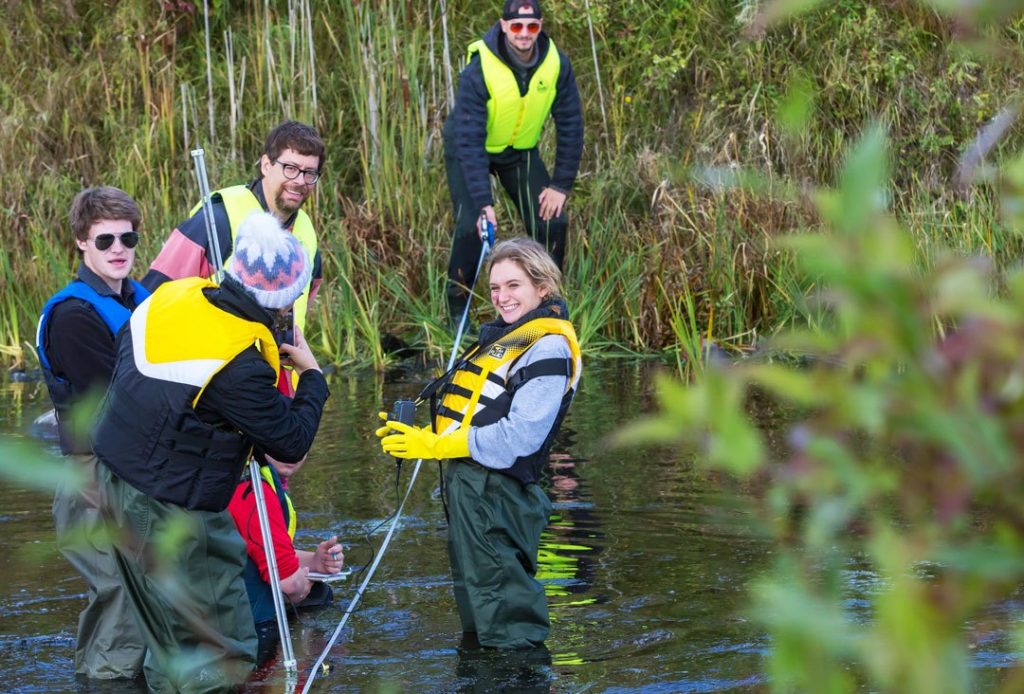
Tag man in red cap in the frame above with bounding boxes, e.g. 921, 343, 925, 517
442, 0, 583, 324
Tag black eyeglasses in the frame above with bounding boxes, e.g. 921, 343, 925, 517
91, 231, 140, 251
274, 160, 321, 185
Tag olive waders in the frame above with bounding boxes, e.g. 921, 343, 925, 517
445, 460, 553, 648
53, 454, 146, 679
100, 466, 258, 693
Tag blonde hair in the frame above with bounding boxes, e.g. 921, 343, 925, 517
486, 237, 562, 298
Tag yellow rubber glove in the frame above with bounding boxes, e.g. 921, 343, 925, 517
374, 412, 391, 439
380, 421, 470, 460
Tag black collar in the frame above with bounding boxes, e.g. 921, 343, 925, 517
75, 263, 137, 304
478, 296, 570, 348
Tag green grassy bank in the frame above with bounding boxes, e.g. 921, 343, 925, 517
2, 0, 1022, 370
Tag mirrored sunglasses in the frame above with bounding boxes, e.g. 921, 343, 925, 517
92, 231, 140, 251
509, 21, 541, 34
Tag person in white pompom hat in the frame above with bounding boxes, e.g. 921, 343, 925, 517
92, 211, 331, 691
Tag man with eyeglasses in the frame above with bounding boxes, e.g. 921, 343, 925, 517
36, 186, 149, 681
143, 120, 325, 379
443, 0, 583, 325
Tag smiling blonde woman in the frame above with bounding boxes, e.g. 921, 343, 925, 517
379, 236, 582, 648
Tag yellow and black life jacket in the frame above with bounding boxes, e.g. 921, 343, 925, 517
468, 38, 561, 154
93, 277, 279, 511
423, 304, 581, 486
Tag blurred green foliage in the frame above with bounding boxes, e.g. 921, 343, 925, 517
623, 124, 1024, 690
616, 1, 1024, 689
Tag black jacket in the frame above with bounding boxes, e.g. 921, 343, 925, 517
195, 280, 328, 465
443, 23, 584, 210
41, 265, 146, 453
93, 278, 329, 511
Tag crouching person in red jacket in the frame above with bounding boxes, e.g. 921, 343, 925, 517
228, 453, 345, 664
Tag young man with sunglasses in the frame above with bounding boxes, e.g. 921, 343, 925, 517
443, 0, 583, 324
36, 186, 149, 681
142, 121, 325, 377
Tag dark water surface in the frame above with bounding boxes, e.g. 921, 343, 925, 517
0, 360, 1012, 692
0, 360, 770, 692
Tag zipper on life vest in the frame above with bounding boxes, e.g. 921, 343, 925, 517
508, 99, 528, 148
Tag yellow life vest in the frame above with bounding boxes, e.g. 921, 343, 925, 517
191, 185, 319, 332
434, 316, 581, 436
260, 465, 297, 539
468, 39, 561, 154
132, 277, 280, 407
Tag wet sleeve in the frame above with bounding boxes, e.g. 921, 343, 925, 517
468, 335, 571, 469
228, 480, 301, 582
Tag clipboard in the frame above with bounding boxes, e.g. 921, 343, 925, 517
309, 567, 353, 582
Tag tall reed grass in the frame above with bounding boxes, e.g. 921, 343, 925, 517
1, 0, 1021, 371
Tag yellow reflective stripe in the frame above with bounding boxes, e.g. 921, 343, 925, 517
259, 465, 297, 539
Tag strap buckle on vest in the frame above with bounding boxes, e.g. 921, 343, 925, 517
435, 405, 465, 424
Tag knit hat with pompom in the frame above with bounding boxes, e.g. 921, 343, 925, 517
223, 212, 310, 309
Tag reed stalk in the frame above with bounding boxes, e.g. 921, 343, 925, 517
2, 0, 1023, 374
582, 0, 609, 161
202, 0, 215, 145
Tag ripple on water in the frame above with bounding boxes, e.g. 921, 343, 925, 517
5, 366, 1019, 692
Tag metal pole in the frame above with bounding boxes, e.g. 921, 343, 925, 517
450, 233, 493, 372
190, 148, 225, 277
249, 460, 298, 672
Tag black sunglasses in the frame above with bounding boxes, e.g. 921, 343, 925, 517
91, 231, 140, 251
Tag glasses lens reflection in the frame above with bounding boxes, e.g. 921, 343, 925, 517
277, 161, 320, 185
509, 22, 540, 34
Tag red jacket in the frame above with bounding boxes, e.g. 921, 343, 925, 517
227, 475, 300, 582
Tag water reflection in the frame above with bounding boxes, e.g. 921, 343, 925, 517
0, 362, 768, 692
454, 633, 553, 693
4, 361, 1014, 691
539, 449, 602, 672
